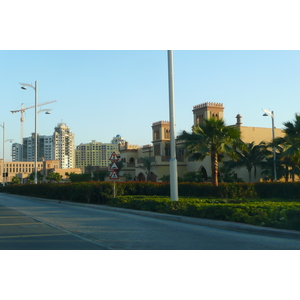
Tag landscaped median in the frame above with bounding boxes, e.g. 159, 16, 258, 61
108, 196, 300, 231
1, 181, 300, 231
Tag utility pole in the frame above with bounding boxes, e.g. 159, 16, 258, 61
168, 50, 178, 201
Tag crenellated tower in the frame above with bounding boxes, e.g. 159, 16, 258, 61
192, 102, 224, 126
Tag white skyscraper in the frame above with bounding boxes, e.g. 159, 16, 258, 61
53, 123, 75, 168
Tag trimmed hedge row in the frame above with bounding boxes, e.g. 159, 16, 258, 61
108, 196, 300, 231
1, 181, 300, 202
0, 182, 123, 204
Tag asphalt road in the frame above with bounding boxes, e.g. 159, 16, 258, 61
1, 193, 300, 250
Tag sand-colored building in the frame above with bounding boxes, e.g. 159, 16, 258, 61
118, 102, 285, 183
0, 159, 81, 184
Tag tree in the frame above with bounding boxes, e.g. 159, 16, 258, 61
280, 114, 300, 180
224, 140, 268, 182
178, 118, 240, 186
27, 171, 43, 183
11, 175, 21, 185
138, 157, 156, 181
46, 172, 63, 183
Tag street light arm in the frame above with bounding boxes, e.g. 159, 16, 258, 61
262, 109, 274, 118
19, 82, 35, 90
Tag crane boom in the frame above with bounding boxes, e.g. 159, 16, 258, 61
11, 100, 57, 143
10, 100, 57, 114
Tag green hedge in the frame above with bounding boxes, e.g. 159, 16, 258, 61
0, 182, 124, 204
254, 182, 300, 199
108, 196, 300, 231
2, 181, 300, 202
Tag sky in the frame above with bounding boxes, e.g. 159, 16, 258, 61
1, 50, 300, 160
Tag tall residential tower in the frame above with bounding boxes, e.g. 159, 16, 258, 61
53, 123, 75, 168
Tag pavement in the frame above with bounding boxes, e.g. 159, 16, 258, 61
24, 195, 300, 241
0, 204, 108, 250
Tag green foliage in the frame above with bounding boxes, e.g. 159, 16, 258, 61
27, 171, 43, 183
160, 175, 170, 182
11, 176, 21, 185
46, 172, 63, 182
254, 182, 300, 199
108, 195, 300, 231
138, 157, 155, 181
178, 118, 241, 186
1, 182, 124, 204
65, 171, 108, 182
68, 173, 92, 182
224, 140, 268, 182
178, 171, 204, 183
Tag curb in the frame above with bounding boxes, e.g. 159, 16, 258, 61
26, 195, 300, 241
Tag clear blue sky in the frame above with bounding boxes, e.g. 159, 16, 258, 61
1, 50, 300, 160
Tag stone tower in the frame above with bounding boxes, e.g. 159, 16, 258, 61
151, 121, 170, 156
192, 102, 224, 126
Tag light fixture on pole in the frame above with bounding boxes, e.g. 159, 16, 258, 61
20, 81, 38, 184
168, 50, 178, 201
262, 109, 277, 181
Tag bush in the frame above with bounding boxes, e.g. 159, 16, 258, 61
108, 195, 300, 231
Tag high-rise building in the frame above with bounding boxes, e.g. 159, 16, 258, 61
75, 135, 123, 170
12, 143, 23, 161
20, 133, 54, 162
53, 123, 75, 168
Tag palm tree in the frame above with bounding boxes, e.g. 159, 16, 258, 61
264, 114, 300, 182
224, 140, 268, 182
138, 157, 156, 181
282, 114, 300, 162
178, 118, 240, 186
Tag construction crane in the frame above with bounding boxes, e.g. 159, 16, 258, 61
11, 100, 57, 144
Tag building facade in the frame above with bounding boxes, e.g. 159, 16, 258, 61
118, 102, 285, 183
20, 134, 54, 162
53, 123, 75, 169
75, 135, 123, 171
12, 143, 22, 161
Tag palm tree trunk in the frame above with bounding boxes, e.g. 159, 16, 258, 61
211, 152, 218, 187
248, 167, 252, 182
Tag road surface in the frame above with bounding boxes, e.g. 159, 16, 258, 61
1, 193, 300, 250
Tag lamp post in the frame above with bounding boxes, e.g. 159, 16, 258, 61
262, 109, 277, 181
0, 122, 13, 186
20, 81, 38, 184
168, 50, 178, 201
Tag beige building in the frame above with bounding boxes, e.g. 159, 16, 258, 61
118, 102, 285, 183
75, 136, 124, 172
0, 159, 81, 184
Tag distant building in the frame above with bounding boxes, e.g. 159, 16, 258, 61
12, 143, 22, 161
0, 159, 81, 184
75, 135, 123, 171
111, 134, 125, 145
53, 123, 75, 169
21, 134, 54, 162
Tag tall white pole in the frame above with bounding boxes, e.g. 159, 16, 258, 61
168, 50, 178, 201
271, 111, 277, 181
34, 81, 38, 184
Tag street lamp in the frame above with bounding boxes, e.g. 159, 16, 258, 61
20, 81, 38, 184
0, 122, 13, 186
168, 50, 178, 201
262, 109, 277, 181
